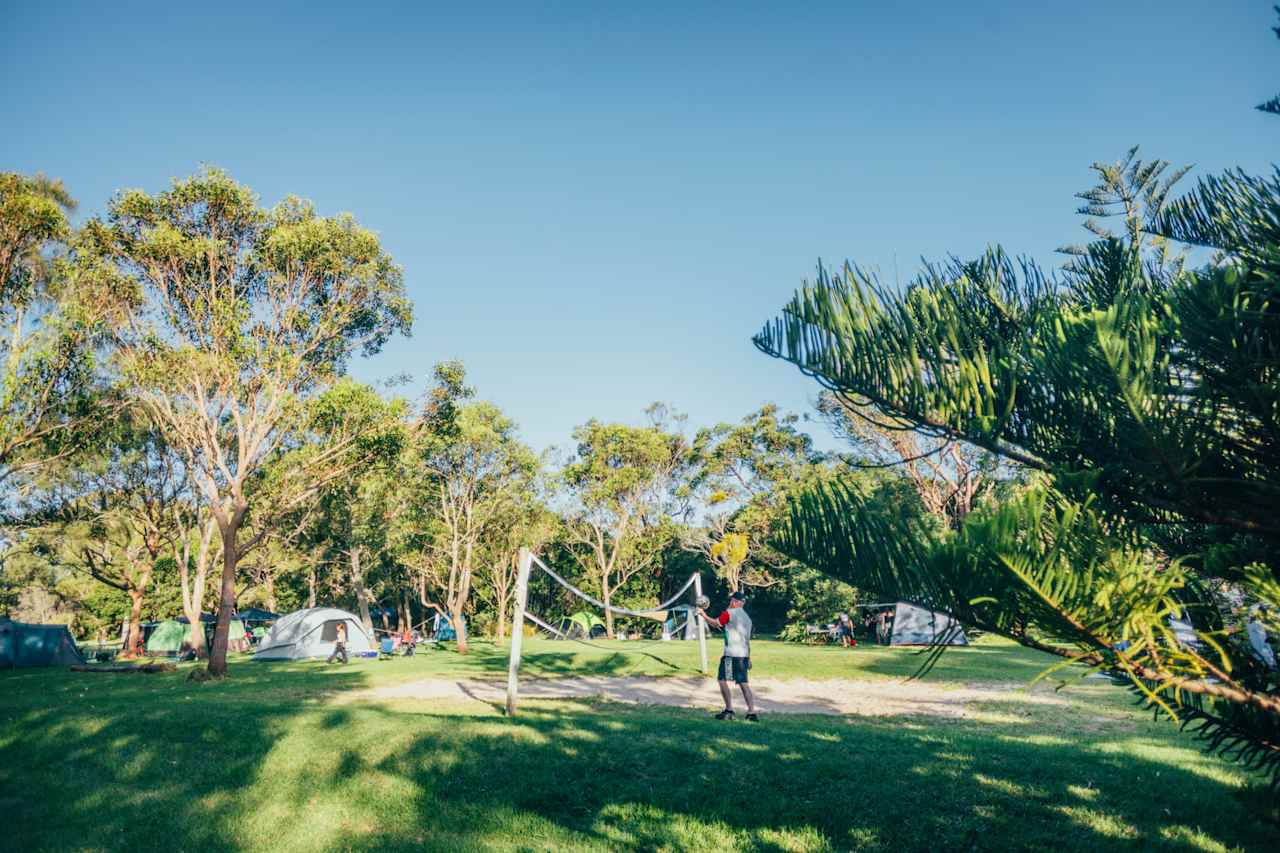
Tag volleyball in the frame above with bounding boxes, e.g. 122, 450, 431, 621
695, 595, 711, 609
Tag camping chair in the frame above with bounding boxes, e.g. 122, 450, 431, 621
378, 637, 395, 660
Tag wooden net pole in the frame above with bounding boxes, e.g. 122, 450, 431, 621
505, 547, 533, 716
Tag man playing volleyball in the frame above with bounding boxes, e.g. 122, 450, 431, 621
699, 590, 758, 721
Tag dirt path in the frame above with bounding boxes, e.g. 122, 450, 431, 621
352, 675, 1064, 717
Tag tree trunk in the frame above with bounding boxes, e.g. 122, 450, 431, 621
181, 573, 208, 660
451, 602, 469, 654
207, 515, 242, 677
264, 574, 278, 613
401, 591, 412, 632
124, 589, 145, 658
602, 572, 614, 639
308, 567, 317, 608
180, 519, 215, 659
351, 548, 373, 632
495, 582, 508, 642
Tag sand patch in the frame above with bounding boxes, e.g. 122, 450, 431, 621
350, 675, 1066, 717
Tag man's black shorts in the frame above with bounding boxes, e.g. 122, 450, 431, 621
717, 655, 750, 684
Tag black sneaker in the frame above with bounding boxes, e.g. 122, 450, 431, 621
714, 709, 735, 720
745, 713, 759, 722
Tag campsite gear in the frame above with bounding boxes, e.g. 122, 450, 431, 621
0, 617, 86, 668
254, 607, 375, 661
144, 620, 187, 657
379, 638, 395, 660
857, 602, 968, 646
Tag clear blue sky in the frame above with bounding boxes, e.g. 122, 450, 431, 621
4, 1, 1275, 453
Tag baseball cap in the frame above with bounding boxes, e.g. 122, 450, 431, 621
729, 591, 747, 602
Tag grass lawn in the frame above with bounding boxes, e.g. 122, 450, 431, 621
1, 637, 1275, 851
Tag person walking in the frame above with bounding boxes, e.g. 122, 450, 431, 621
327, 621, 349, 664
837, 611, 855, 647
699, 590, 758, 721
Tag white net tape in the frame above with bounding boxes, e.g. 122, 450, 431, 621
530, 553, 698, 617
524, 611, 566, 638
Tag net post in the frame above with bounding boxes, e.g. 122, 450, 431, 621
693, 572, 708, 674
505, 547, 533, 716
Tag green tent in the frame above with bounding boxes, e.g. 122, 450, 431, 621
144, 619, 188, 656
558, 611, 606, 640
0, 617, 86, 668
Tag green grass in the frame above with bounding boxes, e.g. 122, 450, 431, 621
1, 638, 1275, 851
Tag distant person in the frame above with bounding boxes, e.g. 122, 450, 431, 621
837, 612, 855, 647
699, 591, 758, 721
327, 621, 349, 664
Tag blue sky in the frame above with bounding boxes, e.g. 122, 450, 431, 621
4, 1, 1276, 453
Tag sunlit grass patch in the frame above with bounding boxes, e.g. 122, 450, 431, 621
1, 641, 1275, 851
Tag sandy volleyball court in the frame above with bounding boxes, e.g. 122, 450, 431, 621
352, 675, 1067, 717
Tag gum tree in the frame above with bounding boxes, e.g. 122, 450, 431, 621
73, 169, 412, 675
0, 173, 118, 489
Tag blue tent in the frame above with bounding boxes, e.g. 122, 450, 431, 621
434, 613, 464, 641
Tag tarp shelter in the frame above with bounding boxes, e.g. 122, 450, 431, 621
144, 619, 187, 656
557, 611, 606, 640
0, 617, 86, 668
238, 608, 279, 624
859, 602, 968, 646
253, 607, 374, 661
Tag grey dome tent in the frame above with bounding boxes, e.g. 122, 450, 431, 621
253, 607, 374, 661
860, 602, 968, 646
0, 617, 86, 668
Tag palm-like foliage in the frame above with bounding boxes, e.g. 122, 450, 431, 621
756, 70, 1280, 787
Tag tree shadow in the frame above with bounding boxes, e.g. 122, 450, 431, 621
2, 664, 1274, 852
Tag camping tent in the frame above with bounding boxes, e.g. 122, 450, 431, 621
556, 611, 606, 640
144, 619, 187, 656
0, 617, 86, 668
253, 607, 374, 661
859, 602, 968, 646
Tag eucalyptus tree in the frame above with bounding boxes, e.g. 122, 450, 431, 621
757, 114, 1280, 781
18, 414, 187, 656
406, 362, 539, 652
71, 169, 412, 675
269, 379, 408, 631
815, 392, 997, 528
0, 173, 118, 489
684, 404, 816, 592
561, 407, 690, 637
476, 479, 556, 640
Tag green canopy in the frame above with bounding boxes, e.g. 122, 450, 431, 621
145, 619, 188, 656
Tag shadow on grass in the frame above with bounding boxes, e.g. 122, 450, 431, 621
1, 661, 1275, 852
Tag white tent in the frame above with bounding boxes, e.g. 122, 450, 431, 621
859, 601, 968, 645
253, 607, 374, 661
